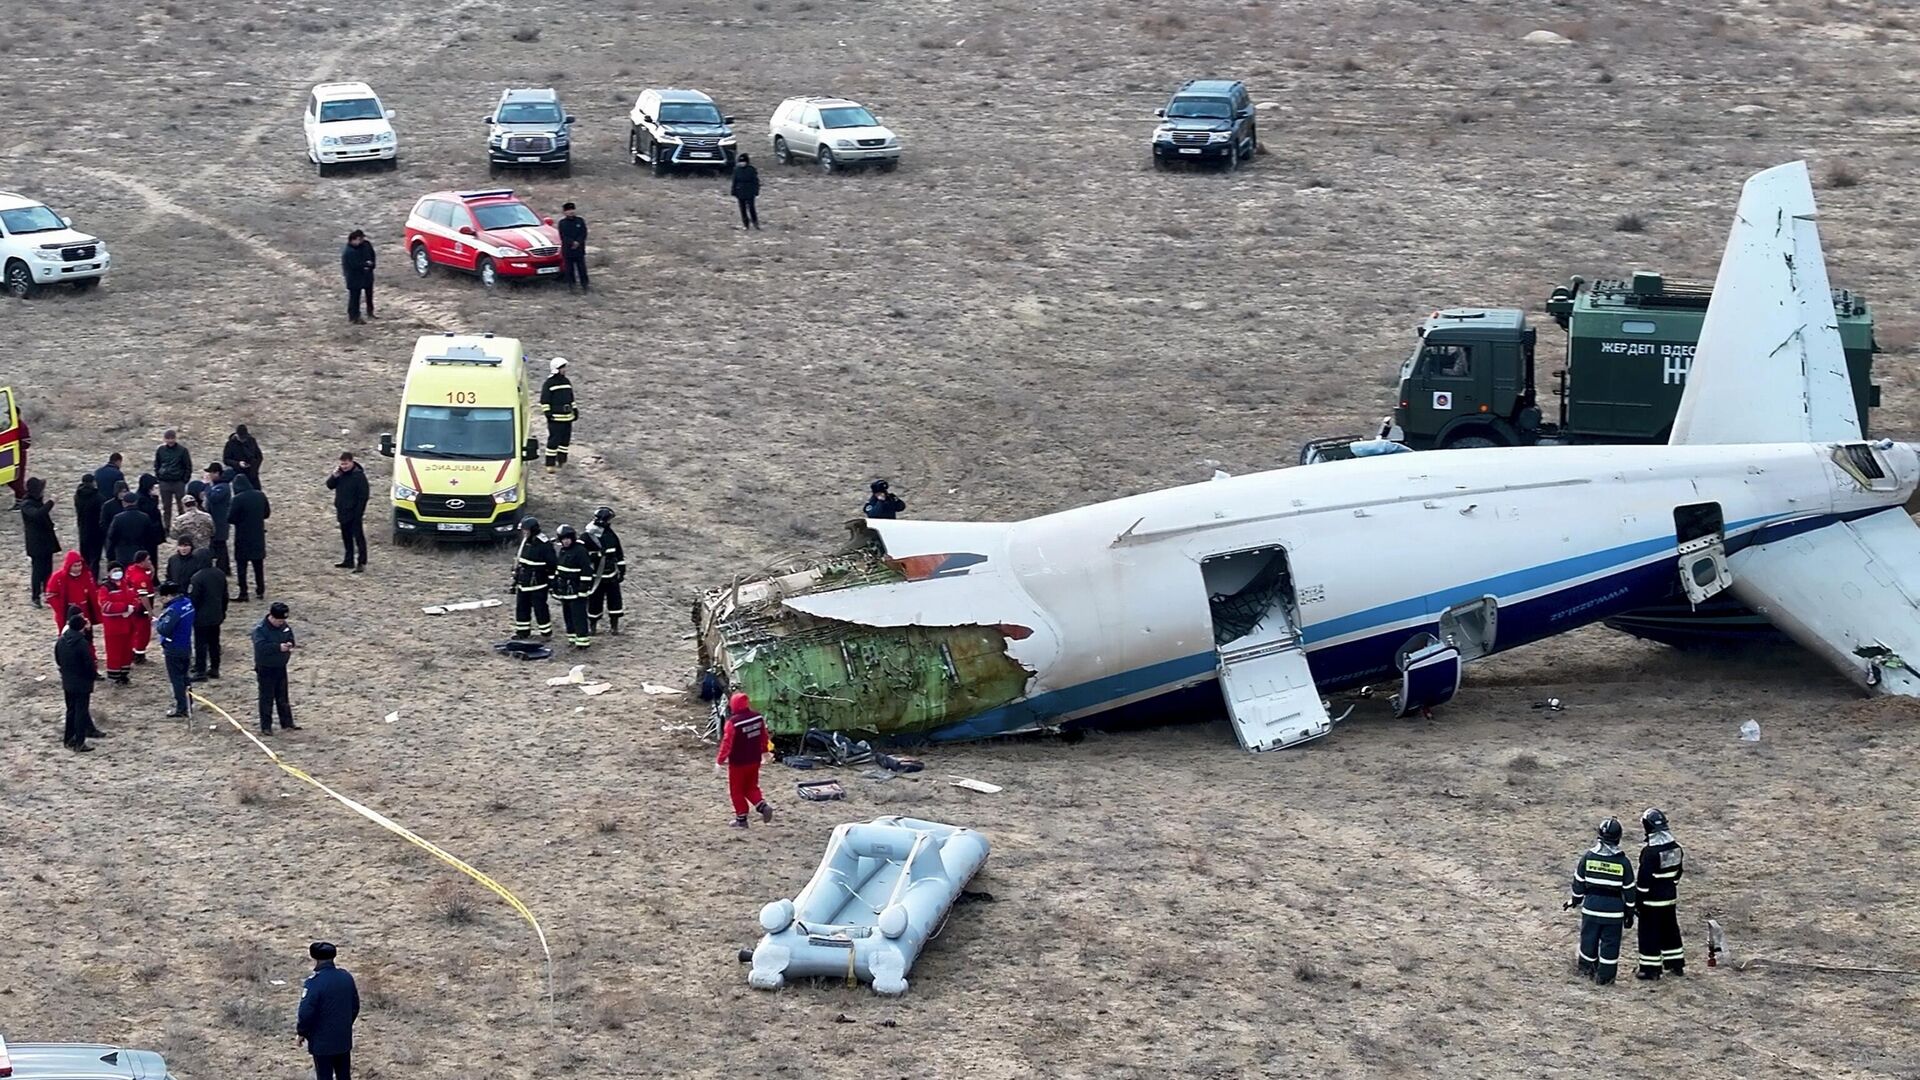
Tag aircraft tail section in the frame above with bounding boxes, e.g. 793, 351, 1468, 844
1670, 160, 1861, 447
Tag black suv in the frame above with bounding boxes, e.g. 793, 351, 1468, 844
486, 88, 574, 177
1151, 79, 1257, 170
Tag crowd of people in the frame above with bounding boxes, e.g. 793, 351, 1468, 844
22, 427, 308, 750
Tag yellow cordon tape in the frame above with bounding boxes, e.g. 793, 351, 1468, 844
190, 691, 555, 1019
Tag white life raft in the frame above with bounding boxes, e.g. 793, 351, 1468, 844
748, 816, 989, 995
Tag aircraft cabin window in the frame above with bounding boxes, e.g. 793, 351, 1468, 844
1621, 320, 1657, 334
1422, 343, 1471, 378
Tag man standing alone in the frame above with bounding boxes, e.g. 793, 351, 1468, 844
253, 601, 300, 733
731, 153, 761, 230
557, 202, 589, 292
342, 229, 377, 324
539, 358, 576, 471
153, 430, 194, 532
325, 452, 369, 572
297, 941, 360, 1080
155, 580, 195, 718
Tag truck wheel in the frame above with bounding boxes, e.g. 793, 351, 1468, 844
4, 260, 36, 299
411, 242, 433, 278
477, 257, 498, 290
1448, 435, 1498, 449
773, 136, 792, 165
315, 159, 331, 178
817, 146, 837, 174
651, 138, 670, 176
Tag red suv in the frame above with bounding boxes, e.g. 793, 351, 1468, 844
404, 189, 562, 289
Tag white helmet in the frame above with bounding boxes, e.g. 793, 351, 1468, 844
550, 356, 569, 374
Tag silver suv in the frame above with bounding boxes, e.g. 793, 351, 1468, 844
486, 88, 574, 177
0, 1036, 177, 1079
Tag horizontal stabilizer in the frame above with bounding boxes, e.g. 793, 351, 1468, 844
1670, 160, 1860, 446
1729, 509, 1920, 695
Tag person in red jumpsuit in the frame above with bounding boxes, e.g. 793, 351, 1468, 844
97, 564, 140, 683
43, 551, 100, 636
715, 692, 775, 829
125, 552, 156, 664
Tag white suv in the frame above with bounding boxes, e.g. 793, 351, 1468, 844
0, 192, 110, 298
304, 81, 398, 176
768, 96, 901, 173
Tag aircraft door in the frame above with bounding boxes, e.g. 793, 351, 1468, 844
1675, 502, 1732, 605
1202, 546, 1331, 752
1390, 632, 1460, 718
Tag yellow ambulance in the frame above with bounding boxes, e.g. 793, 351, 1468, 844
379, 333, 538, 541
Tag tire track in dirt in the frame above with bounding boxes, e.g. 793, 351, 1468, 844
73, 164, 464, 331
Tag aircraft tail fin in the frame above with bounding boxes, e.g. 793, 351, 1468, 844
1669, 160, 1860, 446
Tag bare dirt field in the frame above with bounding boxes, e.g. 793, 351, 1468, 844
5, 0, 1920, 1077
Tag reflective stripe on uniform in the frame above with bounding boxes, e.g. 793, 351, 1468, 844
1640, 898, 1677, 907
1651, 871, 1680, 879
1581, 908, 1625, 919
1663, 948, 1685, 959
517, 583, 548, 592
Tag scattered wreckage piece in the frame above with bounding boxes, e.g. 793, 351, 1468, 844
748, 816, 989, 995
424, 598, 505, 615
494, 640, 553, 662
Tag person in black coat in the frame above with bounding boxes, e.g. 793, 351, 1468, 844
20, 477, 59, 605
297, 941, 359, 1080
164, 535, 212, 591
342, 229, 377, 324
54, 609, 100, 751
105, 490, 147, 570
223, 425, 264, 491
75, 473, 107, 579
92, 453, 125, 498
324, 451, 370, 571
201, 463, 233, 573
227, 473, 271, 601
135, 473, 165, 555
731, 154, 761, 230
188, 559, 229, 680
557, 202, 589, 292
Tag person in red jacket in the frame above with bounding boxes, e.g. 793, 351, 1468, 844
715, 692, 775, 829
125, 552, 156, 664
43, 551, 100, 635
97, 564, 140, 683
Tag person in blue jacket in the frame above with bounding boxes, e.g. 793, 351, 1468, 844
154, 580, 195, 718
297, 940, 360, 1080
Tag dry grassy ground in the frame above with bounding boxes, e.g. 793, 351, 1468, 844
4, 0, 1920, 1077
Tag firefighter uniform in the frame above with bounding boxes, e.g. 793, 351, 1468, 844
511, 523, 557, 639
540, 358, 576, 470
586, 507, 626, 635
1569, 820, 1637, 985
1635, 810, 1686, 978
553, 526, 596, 648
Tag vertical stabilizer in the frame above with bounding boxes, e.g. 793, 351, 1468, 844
1669, 161, 1860, 446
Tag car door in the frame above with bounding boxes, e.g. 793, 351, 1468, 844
303, 93, 319, 155
0, 387, 21, 494
443, 202, 479, 271
800, 105, 823, 157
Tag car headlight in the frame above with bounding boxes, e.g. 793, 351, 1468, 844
555, 130, 569, 143
1208, 131, 1232, 142
657, 134, 681, 144
1154, 126, 1174, 137
834, 139, 854, 149
720, 135, 737, 146
392, 482, 418, 501
497, 246, 526, 258
32, 249, 58, 261
492, 487, 519, 505
321, 136, 340, 147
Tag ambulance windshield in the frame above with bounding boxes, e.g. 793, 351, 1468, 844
402, 405, 516, 459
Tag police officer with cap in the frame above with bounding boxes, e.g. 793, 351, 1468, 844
1567, 816, 1637, 984
863, 479, 905, 520
511, 517, 556, 640
296, 939, 360, 1080
586, 505, 626, 635
539, 357, 576, 472
553, 524, 596, 649
1634, 808, 1686, 978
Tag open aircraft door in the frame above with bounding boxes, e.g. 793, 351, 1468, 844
1203, 546, 1332, 752
1675, 502, 1732, 605
0, 387, 20, 493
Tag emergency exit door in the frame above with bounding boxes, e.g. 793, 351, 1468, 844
1675, 502, 1731, 605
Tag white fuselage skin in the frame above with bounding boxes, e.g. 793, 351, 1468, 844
875, 442, 1918, 734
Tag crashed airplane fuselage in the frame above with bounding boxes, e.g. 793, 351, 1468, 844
698, 161, 1920, 749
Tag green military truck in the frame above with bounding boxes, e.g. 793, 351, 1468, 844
1380, 271, 1879, 450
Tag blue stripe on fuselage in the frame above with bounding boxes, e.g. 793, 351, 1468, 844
926, 509, 1855, 742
